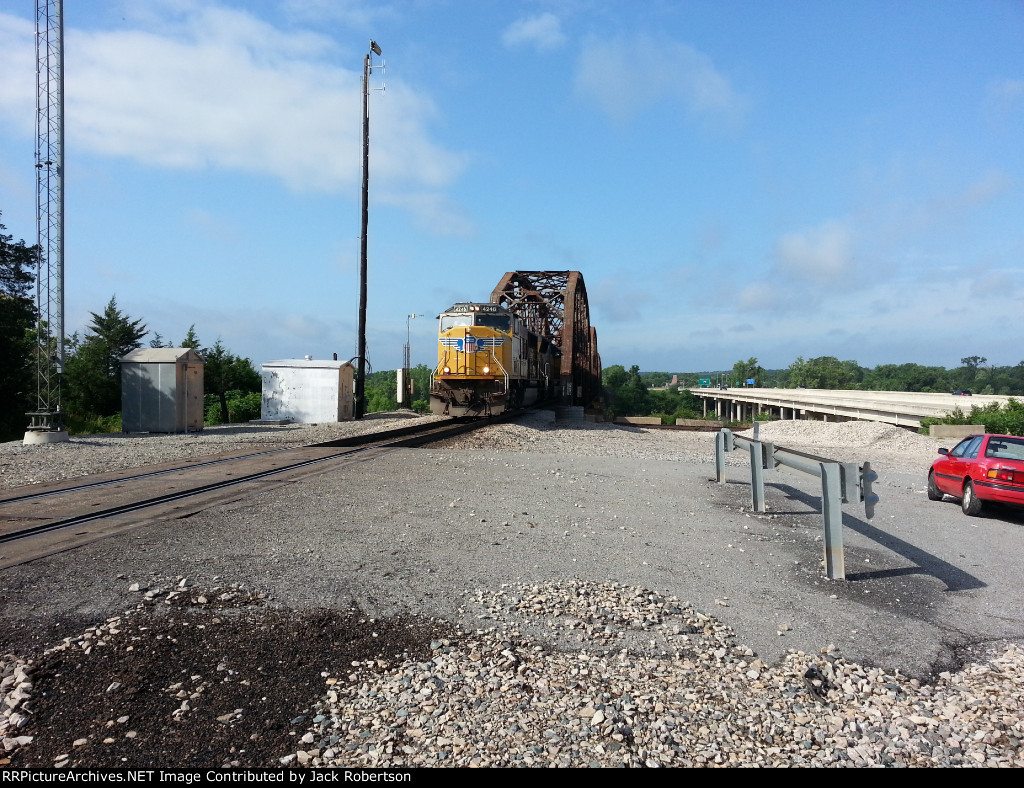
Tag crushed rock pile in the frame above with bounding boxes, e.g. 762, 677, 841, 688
297, 580, 1024, 768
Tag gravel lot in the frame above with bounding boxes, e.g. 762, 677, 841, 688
2, 411, 1022, 768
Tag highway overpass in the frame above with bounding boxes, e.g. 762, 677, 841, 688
690, 388, 1013, 429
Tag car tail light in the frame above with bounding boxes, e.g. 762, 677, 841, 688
988, 468, 1016, 482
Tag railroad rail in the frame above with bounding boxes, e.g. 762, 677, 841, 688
0, 415, 506, 570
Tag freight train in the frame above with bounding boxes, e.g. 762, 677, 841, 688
430, 302, 560, 416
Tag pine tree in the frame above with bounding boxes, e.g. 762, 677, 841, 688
0, 213, 38, 440
63, 296, 148, 417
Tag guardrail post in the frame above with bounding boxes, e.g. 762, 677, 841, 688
820, 462, 845, 580
749, 440, 765, 512
715, 430, 727, 483
862, 461, 878, 519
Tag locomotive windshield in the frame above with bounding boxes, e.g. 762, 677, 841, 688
440, 307, 511, 333
440, 314, 473, 332
474, 314, 510, 331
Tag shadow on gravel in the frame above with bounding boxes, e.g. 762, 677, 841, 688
768, 481, 984, 592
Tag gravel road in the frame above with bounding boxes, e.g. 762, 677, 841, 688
2, 411, 1022, 768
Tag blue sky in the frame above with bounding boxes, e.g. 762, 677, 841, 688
1, 0, 1022, 375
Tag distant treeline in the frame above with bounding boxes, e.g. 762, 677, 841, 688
640, 355, 1024, 396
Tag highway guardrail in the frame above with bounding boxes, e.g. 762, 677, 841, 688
715, 427, 878, 581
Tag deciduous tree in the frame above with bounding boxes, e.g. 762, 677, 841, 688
201, 339, 261, 423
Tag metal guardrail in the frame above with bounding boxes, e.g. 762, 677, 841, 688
715, 427, 878, 580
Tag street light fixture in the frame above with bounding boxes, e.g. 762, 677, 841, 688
354, 40, 382, 419
401, 313, 419, 408
404, 314, 419, 370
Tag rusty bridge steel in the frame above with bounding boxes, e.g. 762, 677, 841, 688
490, 271, 601, 407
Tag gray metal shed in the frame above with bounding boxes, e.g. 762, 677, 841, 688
121, 348, 205, 433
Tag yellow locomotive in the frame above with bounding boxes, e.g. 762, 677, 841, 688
431, 302, 560, 416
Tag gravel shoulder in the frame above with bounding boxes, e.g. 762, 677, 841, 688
1, 411, 1022, 768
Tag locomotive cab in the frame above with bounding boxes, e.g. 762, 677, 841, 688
431, 302, 559, 416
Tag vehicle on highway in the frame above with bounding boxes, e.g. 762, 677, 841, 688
952, 389, 973, 396
928, 434, 1024, 516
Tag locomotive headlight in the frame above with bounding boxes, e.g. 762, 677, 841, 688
483, 366, 490, 374
443, 366, 450, 374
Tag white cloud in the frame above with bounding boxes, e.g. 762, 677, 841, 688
380, 191, 475, 237
574, 33, 747, 125
502, 13, 566, 52
736, 281, 789, 312
280, 0, 402, 29
774, 220, 854, 284
0, 13, 36, 136
913, 171, 1013, 231
591, 275, 651, 323
985, 78, 1024, 112
0, 5, 469, 230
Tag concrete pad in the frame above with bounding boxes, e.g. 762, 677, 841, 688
23, 430, 70, 445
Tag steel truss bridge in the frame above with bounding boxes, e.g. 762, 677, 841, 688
490, 271, 601, 408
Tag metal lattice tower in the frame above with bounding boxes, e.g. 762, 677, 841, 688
27, 0, 66, 435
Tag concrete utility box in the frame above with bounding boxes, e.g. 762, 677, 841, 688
260, 359, 354, 423
121, 348, 205, 433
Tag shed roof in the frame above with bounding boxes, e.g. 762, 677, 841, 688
261, 359, 353, 370
121, 347, 205, 363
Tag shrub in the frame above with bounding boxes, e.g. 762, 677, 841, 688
205, 391, 262, 425
919, 399, 1024, 436
65, 412, 122, 435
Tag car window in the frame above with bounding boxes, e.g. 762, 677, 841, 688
985, 437, 1024, 460
949, 438, 976, 458
962, 436, 984, 459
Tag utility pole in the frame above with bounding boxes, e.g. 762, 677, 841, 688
355, 40, 382, 419
25, 0, 68, 444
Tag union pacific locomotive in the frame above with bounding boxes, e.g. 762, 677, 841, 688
431, 302, 560, 416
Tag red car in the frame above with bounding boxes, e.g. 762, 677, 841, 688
928, 434, 1024, 516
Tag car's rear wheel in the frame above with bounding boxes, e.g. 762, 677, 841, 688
927, 472, 943, 501
961, 480, 984, 516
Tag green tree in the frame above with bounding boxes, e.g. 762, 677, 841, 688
0, 214, 38, 440
604, 364, 649, 417
640, 371, 672, 388
786, 356, 862, 389
365, 369, 398, 413
181, 325, 200, 349
732, 357, 762, 386
861, 363, 951, 393
201, 339, 261, 424
63, 296, 148, 418
410, 363, 432, 412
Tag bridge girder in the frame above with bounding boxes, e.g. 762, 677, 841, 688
490, 271, 601, 406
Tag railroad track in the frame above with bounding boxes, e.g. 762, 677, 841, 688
0, 414, 506, 570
